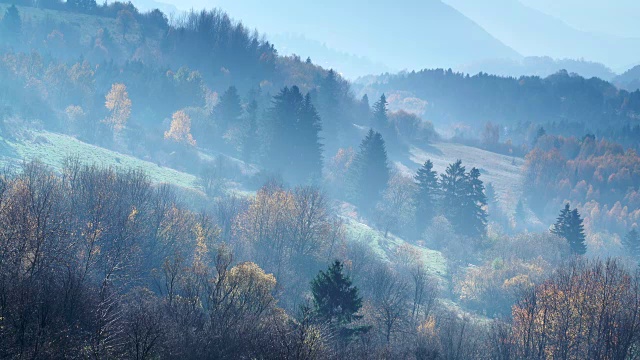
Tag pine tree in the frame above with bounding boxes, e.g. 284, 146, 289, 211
241, 99, 259, 163
440, 159, 467, 229
515, 199, 526, 223
567, 209, 587, 255
311, 261, 362, 326
216, 86, 243, 133
623, 229, 640, 259
347, 129, 389, 212
371, 94, 388, 132
414, 160, 439, 236
317, 69, 343, 142
295, 93, 323, 183
465, 167, 488, 238
552, 204, 587, 255
551, 204, 571, 239
263, 86, 323, 183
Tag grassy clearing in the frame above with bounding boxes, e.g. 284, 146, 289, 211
343, 217, 447, 277
0, 131, 201, 190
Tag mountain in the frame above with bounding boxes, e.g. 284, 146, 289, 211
443, 0, 640, 71
519, 0, 640, 39
170, 0, 522, 71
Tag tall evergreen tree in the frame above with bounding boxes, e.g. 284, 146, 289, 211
552, 204, 587, 255
295, 93, 323, 182
371, 94, 388, 132
317, 69, 343, 142
440, 161, 487, 238
551, 204, 571, 239
216, 85, 243, 132
440, 159, 467, 228
347, 129, 389, 211
414, 160, 439, 236
263, 86, 323, 183
623, 229, 640, 259
311, 260, 362, 326
241, 99, 259, 163
465, 167, 488, 237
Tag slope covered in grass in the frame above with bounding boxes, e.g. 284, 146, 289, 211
0, 131, 200, 190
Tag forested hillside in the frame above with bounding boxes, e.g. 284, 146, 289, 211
0, 1, 640, 359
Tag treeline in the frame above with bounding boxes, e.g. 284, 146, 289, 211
361, 69, 640, 149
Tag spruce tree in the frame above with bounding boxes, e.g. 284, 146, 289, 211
551, 204, 571, 239
263, 86, 323, 183
465, 167, 488, 238
414, 160, 439, 236
371, 94, 389, 132
317, 69, 343, 142
311, 260, 362, 325
440, 159, 467, 230
623, 229, 640, 259
295, 93, 323, 183
515, 199, 526, 223
216, 86, 243, 132
347, 129, 389, 212
552, 204, 587, 255
241, 99, 259, 163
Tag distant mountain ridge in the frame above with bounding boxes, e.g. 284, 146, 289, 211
443, 0, 640, 71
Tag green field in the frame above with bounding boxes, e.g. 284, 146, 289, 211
0, 130, 201, 190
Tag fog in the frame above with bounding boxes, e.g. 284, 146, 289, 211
0, 1, 639, 359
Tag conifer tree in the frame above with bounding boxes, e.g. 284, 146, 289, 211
263, 86, 323, 183
347, 129, 389, 211
552, 204, 587, 255
216, 85, 243, 132
414, 160, 439, 236
317, 69, 343, 142
311, 261, 362, 326
623, 229, 640, 259
465, 167, 488, 237
241, 99, 259, 163
295, 93, 323, 182
371, 94, 389, 132
440, 159, 467, 229
515, 199, 526, 223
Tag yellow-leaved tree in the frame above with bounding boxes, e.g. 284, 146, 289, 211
104, 83, 131, 132
164, 110, 196, 146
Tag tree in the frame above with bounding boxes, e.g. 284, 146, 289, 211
440, 160, 467, 234
371, 94, 389, 133
464, 167, 488, 238
311, 261, 362, 327
552, 204, 587, 255
216, 86, 243, 134
347, 129, 389, 211
262, 86, 324, 183
295, 93, 323, 183
0, 5, 21, 44
623, 229, 640, 259
414, 160, 439, 237
104, 83, 131, 133
514, 199, 526, 224
240, 100, 259, 163
164, 110, 196, 146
